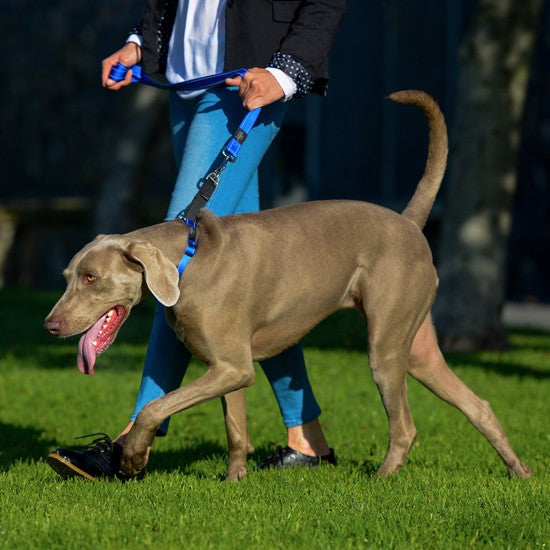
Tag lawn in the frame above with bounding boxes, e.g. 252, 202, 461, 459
0, 289, 548, 549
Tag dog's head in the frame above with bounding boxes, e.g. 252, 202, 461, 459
44, 234, 180, 375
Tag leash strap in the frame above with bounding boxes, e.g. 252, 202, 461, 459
110, 63, 247, 92
108, 63, 262, 275
182, 170, 220, 223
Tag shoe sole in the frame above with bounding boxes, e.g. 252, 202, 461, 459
46, 452, 96, 481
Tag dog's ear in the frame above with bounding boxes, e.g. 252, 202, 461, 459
123, 242, 180, 307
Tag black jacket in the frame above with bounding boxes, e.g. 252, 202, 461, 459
137, 0, 347, 95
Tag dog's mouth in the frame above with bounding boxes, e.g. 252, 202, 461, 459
77, 305, 127, 375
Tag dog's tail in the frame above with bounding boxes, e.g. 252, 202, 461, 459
388, 90, 448, 230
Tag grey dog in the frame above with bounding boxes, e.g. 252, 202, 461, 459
45, 91, 531, 481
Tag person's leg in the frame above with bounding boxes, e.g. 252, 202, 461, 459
259, 345, 330, 456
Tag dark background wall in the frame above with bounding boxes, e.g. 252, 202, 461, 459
1, 0, 548, 300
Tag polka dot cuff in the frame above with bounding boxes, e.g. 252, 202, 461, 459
268, 52, 314, 98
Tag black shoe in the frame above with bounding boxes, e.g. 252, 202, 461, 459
257, 445, 337, 470
46, 433, 145, 481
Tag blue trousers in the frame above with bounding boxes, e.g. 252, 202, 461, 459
130, 88, 321, 433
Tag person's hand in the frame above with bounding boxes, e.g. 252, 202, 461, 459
101, 42, 142, 90
225, 68, 285, 110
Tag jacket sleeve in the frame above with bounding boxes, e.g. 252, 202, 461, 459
277, 0, 347, 79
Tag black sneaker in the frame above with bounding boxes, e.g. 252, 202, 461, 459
257, 445, 337, 470
46, 433, 145, 481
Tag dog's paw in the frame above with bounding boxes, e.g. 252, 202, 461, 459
119, 447, 148, 477
225, 464, 247, 482
509, 462, 532, 478
118, 425, 153, 477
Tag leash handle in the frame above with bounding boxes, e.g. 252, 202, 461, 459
108, 62, 142, 83
108, 62, 248, 91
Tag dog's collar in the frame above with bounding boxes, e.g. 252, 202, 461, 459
176, 217, 197, 277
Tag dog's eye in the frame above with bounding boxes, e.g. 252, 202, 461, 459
83, 274, 97, 284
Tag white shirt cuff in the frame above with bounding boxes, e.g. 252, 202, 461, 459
126, 34, 143, 47
265, 67, 297, 101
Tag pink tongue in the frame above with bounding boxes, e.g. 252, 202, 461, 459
76, 313, 109, 375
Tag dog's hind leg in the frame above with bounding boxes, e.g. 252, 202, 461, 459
408, 314, 531, 477
361, 262, 437, 477
368, 340, 419, 477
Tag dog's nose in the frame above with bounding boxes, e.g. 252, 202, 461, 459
44, 317, 62, 335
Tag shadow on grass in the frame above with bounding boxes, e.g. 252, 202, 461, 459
148, 440, 228, 478
150, 441, 381, 479
2, 344, 78, 370
2, 342, 149, 372
0, 421, 58, 472
148, 441, 290, 477
507, 327, 550, 352
447, 356, 550, 379
302, 310, 367, 351
445, 328, 550, 379
345, 458, 379, 476
0, 288, 155, 370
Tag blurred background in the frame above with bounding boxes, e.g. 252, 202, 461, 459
1, 0, 548, 350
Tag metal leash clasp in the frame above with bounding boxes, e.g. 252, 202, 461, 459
222, 149, 237, 164
206, 155, 231, 187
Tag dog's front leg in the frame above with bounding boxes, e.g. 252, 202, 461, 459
119, 359, 255, 478
221, 388, 251, 481
119, 409, 158, 477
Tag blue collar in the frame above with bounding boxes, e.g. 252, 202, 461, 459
176, 217, 197, 277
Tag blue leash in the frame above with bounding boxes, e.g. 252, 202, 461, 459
108, 63, 262, 276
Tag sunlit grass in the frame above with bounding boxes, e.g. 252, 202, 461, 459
1, 289, 548, 549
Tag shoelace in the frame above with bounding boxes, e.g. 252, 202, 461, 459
74, 432, 114, 454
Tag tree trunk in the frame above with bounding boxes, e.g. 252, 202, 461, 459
433, 0, 544, 350
0, 207, 16, 288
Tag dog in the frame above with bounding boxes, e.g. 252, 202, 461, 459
45, 91, 531, 481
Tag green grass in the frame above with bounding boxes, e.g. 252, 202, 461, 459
0, 289, 549, 549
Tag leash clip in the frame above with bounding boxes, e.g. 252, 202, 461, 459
206, 158, 230, 186
222, 150, 237, 164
